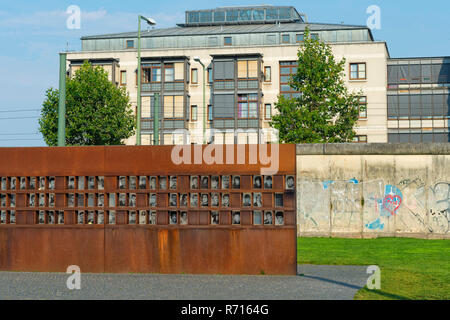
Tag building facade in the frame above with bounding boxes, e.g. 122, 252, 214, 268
65, 5, 448, 144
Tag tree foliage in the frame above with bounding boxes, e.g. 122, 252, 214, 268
39, 61, 136, 146
270, 28, 362, 143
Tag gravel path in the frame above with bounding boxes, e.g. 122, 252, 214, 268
0, 265, 368, 300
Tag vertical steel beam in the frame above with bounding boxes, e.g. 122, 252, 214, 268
57, 53, 67, 146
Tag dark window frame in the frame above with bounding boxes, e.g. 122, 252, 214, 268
349, 62, 367, 80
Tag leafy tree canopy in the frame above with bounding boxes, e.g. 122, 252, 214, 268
270, 28, 363, 143
39, 61, 136, 146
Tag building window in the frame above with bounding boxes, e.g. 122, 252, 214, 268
142, 64, 161, 83
265, 104, 272, 119
264, 66, 271, 82
165, 64, 174, 82
208, 105, 213, 121
296, 34, 304, 43
279, 61, 300, 99
238, 94, 258, 119
191, 105, 197, 121
191, 68, 198, 84
281, 34, 290, 44
311, 33, 319, 40
224, 37, 232, 46
350, 63, 366, 80
358, 96, 367, 119
164, 95, 184, 119
207, 68, 213, 83
353, 135, 368, 143
237, 60, 258, 79
120, 71, 127, 86
126, 40, 134, 49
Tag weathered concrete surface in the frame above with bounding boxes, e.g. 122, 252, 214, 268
296, 143, 450, 239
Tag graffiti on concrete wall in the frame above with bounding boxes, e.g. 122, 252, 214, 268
298, 177, 450, 234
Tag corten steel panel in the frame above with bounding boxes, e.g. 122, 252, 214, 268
0, 144, 296, 275
0, 226, 105, 272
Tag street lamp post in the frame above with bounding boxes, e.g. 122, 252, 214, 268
136, 15, 156, 146
194, 57, 206, 144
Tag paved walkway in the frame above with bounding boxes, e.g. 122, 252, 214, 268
0, 265, 368, 300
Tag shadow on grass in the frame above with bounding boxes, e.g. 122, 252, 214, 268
357, 288, 411, 300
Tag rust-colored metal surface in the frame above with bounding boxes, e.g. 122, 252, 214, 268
0, 144, 296, 275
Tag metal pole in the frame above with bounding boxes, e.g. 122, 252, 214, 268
154, 93, 160, 145
136, 16, 142, 145
57, 53, 67, 147
202, 65, 206, 144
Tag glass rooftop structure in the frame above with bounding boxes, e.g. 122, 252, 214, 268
181, 6, 305, 26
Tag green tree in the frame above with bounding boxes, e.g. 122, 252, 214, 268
270, 28, 362, 143
39, 61, 136, 146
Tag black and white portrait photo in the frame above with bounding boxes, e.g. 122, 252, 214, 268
222, 194, 230, 207
139, 210, 147, 224
128, 211, 136, 224
57, 211, 64, 224
211, 176, 219, 189
67, 193, 74, 207
180, 193, 188, 207
9, 211, 15, 224
286, 175, 295, 190
97, 211, 104, 224
169, 211, 177, 224
29, 177, 36, 190
88, 176, 95, 190
169, 193, 177, 207
98, 176, 104, 190
275, 211, 284, 226
68, 176, 75, 189
190, 193, 198, 207
253, 211, 262, 225
1, 177, 6, 190
190, 176, 199, 189
10, 177, 16, 190
77, 211, 84, 224
201, 193, 209, 207
275, 194, 284, 207
129, 176, 137, 190
253, 193, 262, 207
129, 193, 137, 207
210, 211, 219, 225
10, 194, 15, 207
20, 177, 26, 190
0, 194, 5, 207
264, 176, 273, 189
149, 211, 156, 225
201, 176, 209, 189
48, 211, 55, 224
48, 177, 55, 190
264, 211, 273, 225
211, 193, 219, 207
0, 210, 6, 224
118, 176, 126, 189
38, 211, 45, 224
243, 193, 251, 207
109, 193, 115, 207
49, 194, 55, 207
149, 193, 157, 207
170, 176, 177, 190
159, 176, 167, 190
98, 194, 104, 207
180, 211, 188, 225
78, 193, 84, 207
78, 176, 85, 190
28, 193, 35, 207
232, 211, 240, 225
232, 176, 241, 189
39, 193, 46, 207
149, 176, 157, 190
221, 175, 230, 189
253, 175, 262, 189
108, 211, 116, 225
119, 193, 126, 207
139, 176, 146, 189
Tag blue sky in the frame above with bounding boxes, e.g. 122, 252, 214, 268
0, 0, 448, 146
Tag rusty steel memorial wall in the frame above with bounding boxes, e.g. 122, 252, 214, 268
0, 144, 297, 275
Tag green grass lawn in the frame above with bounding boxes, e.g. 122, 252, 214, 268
297, 237, 450, 300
